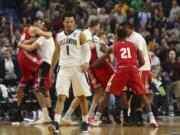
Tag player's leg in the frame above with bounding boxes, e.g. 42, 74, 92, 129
61, 97, 80, 125
48, 68, 71, 133
72, 66, 91, 132
130, 68, 158, 127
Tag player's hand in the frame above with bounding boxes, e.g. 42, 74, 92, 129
17, 42, 22, 48
81, 62, 89, 72
49, 69, 55, 83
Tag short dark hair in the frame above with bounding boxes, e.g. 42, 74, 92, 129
62, 12, 75, 21
145, 35, 154, 44
120, 21, 133, 29
116, 28, 127, 39
89, 17, 100, 27
30, 17, 42, 25
43, 20, 53, 31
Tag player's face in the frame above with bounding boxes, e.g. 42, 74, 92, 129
63, 17, 75, 32
94, 23, 100, 34
35, 20, 43, 29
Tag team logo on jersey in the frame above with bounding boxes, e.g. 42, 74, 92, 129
72, 32, 77, 38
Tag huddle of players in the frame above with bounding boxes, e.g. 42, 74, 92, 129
15, 11, 158, 134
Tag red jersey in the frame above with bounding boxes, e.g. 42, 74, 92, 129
21, 27, 32, 41
113, 40, 138, 67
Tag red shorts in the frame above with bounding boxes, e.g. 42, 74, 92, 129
44, 70, 51, 91
88, 62, 114, 90
139, 70, 152, 94
106, 66, 146, 96
17, 49, 44, 88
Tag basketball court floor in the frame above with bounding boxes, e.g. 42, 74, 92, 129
0, 116, 180, 135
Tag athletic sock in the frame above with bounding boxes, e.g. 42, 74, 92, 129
88, 102, 98, 116
94, 112, 101, 121
64, 107, 74, 119
55, 114, 61, 124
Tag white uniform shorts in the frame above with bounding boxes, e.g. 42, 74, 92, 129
56, 66, 92, 97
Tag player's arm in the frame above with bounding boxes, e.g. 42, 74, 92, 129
80, 32, 91, 72
91, 46, 113, 68
18, 42, 40, 52
21, 37, 37, 44
50, 38, 60, 73
31, 27, 52, 38
100, 43, 108, 53
137, 47, 145, 67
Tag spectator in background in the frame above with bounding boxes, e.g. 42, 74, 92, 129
138, 5, 151, 26
0, 48, 20, 86
169, 0, 180, 23
130, 0, 144, 13
162, 49, 180, 112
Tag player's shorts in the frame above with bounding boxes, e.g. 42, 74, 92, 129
56, 66, 92, 97
88, 62, 114, 90
44, 70, 51, 91
139, 70, 152, 94
17, 50, 44, 87
106, 66, 146, 96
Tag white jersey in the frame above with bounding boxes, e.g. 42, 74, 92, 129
83, 29, 105, 58
35, 36, 55, 64
56, 29, 83, 66
127, 31, 151, 71
92, 35, 105, 58
83, 29, 92, 41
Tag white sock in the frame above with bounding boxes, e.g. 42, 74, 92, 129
148, 112, 155, 120
82, 115, 88, 123
94, 112, 101, 121
64, 107, 74, 119
88, 102, 98, 116
42, 108, 49, 117
55, 114, 61, 124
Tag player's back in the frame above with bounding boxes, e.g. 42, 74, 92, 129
113, 40, 138, 67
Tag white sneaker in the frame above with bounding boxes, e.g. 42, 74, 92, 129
33, 116, 51, 125
149, 119, 159, 127
89, 120, 102, 127
60, 117, 79, 126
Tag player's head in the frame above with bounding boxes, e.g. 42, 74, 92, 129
42, 20, 53, 31
62, 12, 76, 32
116, 28, 127, 40
145, 35, 156, 50
120, 21, 134, 36
88, 17, 100, 35
30, 17, 43, 28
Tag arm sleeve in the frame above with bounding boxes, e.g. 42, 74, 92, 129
82, 43, 91, 63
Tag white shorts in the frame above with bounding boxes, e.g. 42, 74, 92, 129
56, 66, 91, 97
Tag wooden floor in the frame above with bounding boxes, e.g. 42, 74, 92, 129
0, 116, 180, 135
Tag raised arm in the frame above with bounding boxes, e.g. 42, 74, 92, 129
91, 46, 113, 68
30, 27, 52, 38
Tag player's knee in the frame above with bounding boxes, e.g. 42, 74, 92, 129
78, 95, 87, 102
57, 95, 66, 103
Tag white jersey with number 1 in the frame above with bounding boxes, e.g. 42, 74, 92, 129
56, 29, 83, 67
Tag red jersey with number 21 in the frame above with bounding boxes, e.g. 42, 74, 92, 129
113, 40, 138, 67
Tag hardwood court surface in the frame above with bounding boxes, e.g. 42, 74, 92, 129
0, 116, 180, 135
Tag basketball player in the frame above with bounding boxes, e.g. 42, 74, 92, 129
14, 17, 52, 122
48, 12, 91, 133
18, 20, 55, 124
60, 18, 115, 126
121, 22, 153, 125
91, 28, 158, 127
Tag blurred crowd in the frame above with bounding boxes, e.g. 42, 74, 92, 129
0, 0, 180, 115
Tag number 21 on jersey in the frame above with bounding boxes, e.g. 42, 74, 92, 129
120, 47, 132, 59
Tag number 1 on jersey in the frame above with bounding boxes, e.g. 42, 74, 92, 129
66, 45, 70, 55
120, 48, 132, 59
